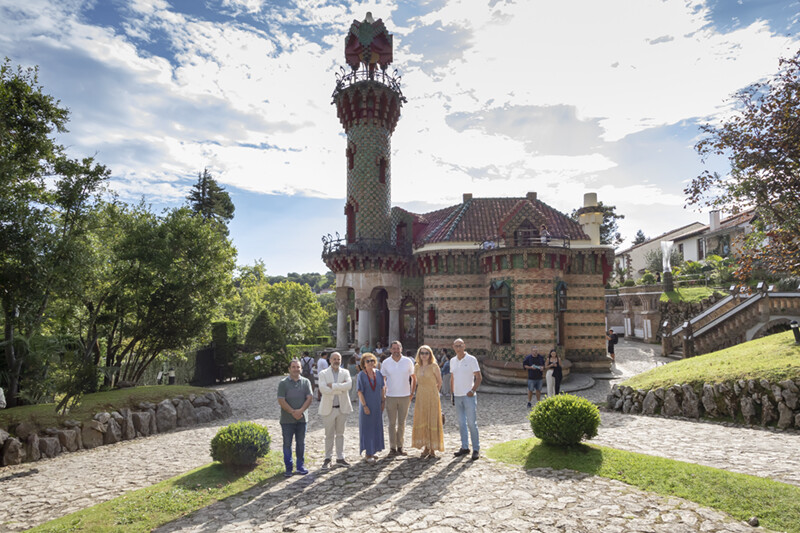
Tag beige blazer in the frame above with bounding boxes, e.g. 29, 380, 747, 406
317, 366, 353, 416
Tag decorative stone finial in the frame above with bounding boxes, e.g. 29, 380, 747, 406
345, 13, 393, 72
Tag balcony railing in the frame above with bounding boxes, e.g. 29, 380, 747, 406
331, 66, 406, 102
477, 234, 571, 251
321, 234, 412, 259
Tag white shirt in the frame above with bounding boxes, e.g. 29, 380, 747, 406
381, 355, 415, 397
451, 353, 481, 397
317, 358, 329, 373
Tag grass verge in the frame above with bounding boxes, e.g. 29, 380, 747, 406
488, 438, 800, 533
26, 451, 284, 533
660, 286, 725, 303
622, 331, 800, 390
0, 385, 215, 432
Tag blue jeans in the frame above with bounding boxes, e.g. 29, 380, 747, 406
455, 394, 479, 451
281, 422, 306, 471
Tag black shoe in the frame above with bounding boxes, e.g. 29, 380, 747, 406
336, 458, 350, 466
397, 448, 407, 456
322, 459, 331, 469
388, 448, 399, 457
453, 448, 470, 457
471, 451, 480, 461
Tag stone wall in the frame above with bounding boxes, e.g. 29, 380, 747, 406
606, 379, 800, 429
0, 391, 232, 467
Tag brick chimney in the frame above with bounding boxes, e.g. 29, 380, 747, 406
709, 210, 720, 232
526, 192, 537, 201
463, 193, 473, 202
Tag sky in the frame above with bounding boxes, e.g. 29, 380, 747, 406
2, 0, 799, 275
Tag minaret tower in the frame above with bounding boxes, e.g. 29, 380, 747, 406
332, 12, 404, 244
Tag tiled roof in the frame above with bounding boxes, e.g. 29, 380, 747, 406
407, 197, 588, 245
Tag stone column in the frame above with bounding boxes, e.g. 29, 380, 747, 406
387, 296, 402, 344
369, 301, 380, 348
355, 297, 372, 349
335, 293, 349, 349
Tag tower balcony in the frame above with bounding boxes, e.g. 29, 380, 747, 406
331, 67, 406, 102
321, 234, 412, 273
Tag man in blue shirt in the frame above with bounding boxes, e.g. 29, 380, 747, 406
523, 350, 545, 408
277, 359, 313, 477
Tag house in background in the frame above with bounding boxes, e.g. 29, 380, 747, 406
615, 222, 705, 280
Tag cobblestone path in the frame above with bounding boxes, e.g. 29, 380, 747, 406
1, 340, 797, 532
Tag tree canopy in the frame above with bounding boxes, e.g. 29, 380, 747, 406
571, 202, 625, 247
633, 230, 648, 245
186, 168, 235, 234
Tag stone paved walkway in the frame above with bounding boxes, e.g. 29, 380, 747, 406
1, 340, 798, 532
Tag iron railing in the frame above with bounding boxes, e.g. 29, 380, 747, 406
331, 66, 406, 102
477, 234, 571, 250
321, 234, 412, 259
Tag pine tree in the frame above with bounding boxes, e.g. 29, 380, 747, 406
633, 230, 647, 245
186, 168, 235, 233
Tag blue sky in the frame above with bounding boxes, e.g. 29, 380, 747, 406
2, 0, 798, 274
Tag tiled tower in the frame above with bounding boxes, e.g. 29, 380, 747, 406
332, 13, 404, 243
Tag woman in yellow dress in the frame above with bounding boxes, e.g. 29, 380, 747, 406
411, 344, 444, 458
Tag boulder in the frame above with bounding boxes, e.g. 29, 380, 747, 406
781, 387, 798, 410
760, 394, 776, 426
795, 413, 800, 429
156, 399, 177, 433
94, 412, 111, 424
205, 393, 220, 412
740, 397, 756, 425
38, 437, 61, 458
25, 434, 41, 462
120, 409, 136, 440
642, 390, 660, 415
138, 401, 156, 411
131, 412, 151, 437
777, 402, 794, 429
215, 393, 233, 418
175, 399, 197, 427
111, 411, 123, 421
56, 428, 80, 452
14, 421, 38, 440
780, 379, 799, 394
715, 382, 735, 417
653, 387, 665, 401
663, 386, 682, 417
148, 408, 158, 435
63, 419, 81, 428
622, 398, 632, 414
0, 428, 9, 448
614, 398, 624, 411
701, 384, 718, 418
192, 394, 211, 407
195, 406, 214, 423
81, 420, 105, 449
2, 437, 26, 466
104, 418, 122, 445
681, 384, 701, 418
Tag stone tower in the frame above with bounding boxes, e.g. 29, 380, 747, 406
332, 12, 405, 244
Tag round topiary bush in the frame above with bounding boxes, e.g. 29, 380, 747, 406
210, 422, 271, 466
529, 394, 600, 446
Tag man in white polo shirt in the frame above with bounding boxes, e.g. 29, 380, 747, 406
450, 338, 482, 460
381, 340, 416, 456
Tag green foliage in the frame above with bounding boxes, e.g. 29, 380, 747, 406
210, 421, 271, 466
660, 287, 726, 304
286, 345, 323, 360
262, 281, 327, 345
622, 279, 636, 287
643, 248, 683, 275
633, 229, 647, 245
528, 394, 600, 445
212, 321, 239, 376
244, 309, 285, 355
232, 352, 283, 381
186, 168, 234, 234
638, 271, 657, 285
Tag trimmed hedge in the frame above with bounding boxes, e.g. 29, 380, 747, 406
232, 352, 285, 381
210, 421, 271, 466
286, 344, 323, 360
529, 394, 600, 446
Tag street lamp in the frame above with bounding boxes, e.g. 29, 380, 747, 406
791, 321, 800, 344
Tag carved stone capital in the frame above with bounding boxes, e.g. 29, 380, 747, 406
335, 297, 349, 311
355, 298, 373, 310
386, 297, 402, 311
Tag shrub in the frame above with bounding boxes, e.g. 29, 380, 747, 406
622, 280, 636, 287
638, 271, 656, 285
210, 421, 271, 466
232, 352, 286, 381
529, 394, 600, 446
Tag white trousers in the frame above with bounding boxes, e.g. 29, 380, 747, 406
322, 408, 348, 460
546, 369, 556, 397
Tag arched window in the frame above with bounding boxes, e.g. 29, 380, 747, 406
401, 298, 417, 347
514, 220, 538, 247
490, 281, 511, 345
427, 305, 436, 326
378, 157, 387, 184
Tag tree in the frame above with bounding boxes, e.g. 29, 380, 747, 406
186, 168, 235, 234
633, 230, 648, 245
686, 49, 800, 276
644, 248, 683, 274
1, 60, 109, 406
571, 202, 625, 247
261, 281, 327, 345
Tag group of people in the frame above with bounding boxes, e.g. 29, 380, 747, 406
522, 349, 563, 408
276, 338, 482, 477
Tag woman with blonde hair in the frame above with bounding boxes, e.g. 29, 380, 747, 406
411, 345, 444, 458
357, 352, 385, 463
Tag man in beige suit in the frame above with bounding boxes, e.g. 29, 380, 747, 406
317, 352, 353, 468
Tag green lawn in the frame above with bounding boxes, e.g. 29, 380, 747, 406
488, 438, 800, 533
622, 331, 800, 390
660, 286, 726, 303
0, 385, 215, 432
27, 452, 284, 533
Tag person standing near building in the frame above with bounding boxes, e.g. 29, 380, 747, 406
523, 349, 545, 408
315, 352, 330, 400
317, 352, 352, 469
450, 338, 482, 461
300, 351, 316, 392
277, 359, 313, 477
606, 329, 618, 363
381, 340, 416, 456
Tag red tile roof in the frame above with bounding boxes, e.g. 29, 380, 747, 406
405, 197, 589, 245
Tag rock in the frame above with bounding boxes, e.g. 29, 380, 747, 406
38, 437, 61, 458
2, 437, 26, 466
681, 384, 701, 418
653, 387, 665, 401
780, 379, 799, 394
0, 428, 9, 448
614, 398, 624, 411
663, 386, 682, 417
56, 428, 80, 452
215, 393, 233, 417
63, 419, 81, 428
760, 394, 776, 426
120, 409, 136, 440
701, 383, 718, 418
642, 390, 659, 415
104, 418, 122, 445
148, 408, 158, 435
606, 392, 617, 408
175, 399, 197, 427
205, 393, 220, 412
740, 397, 756, 425
630, 401, 641, 415
111, 411, 123, 421
777, 402, 794, 429
748, 516, 759, 527
781, 387, 798, 410
195, 406, 214, 423
771, 384, 783, 402
94, 412, 111, 424
156, 399, 177, 433
81, 421, 105, 449
131, 412, 151, 437
622, 398, 632, 414
734, 380, 744, 396
116, 380, 136, 388
716, 382, 735, 417
44, 427, 60, 436
14, 420, 38, 440
796, 413, 800, 429
192, 395, 211, 407
25, 434, 41, 462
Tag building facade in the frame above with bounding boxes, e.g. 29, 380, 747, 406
321, 15, 614, 378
